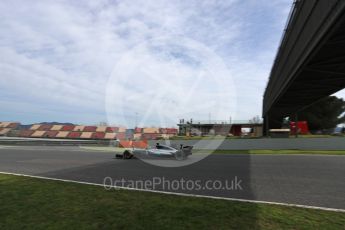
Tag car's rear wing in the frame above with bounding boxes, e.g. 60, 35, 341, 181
181, 145, 193, 155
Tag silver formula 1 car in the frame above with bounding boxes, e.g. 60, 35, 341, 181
116, 143, 193, 160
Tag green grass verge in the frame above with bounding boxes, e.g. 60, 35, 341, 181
291, 134, 344, 138
0, 173, 344, 229
169, 136, 243, 140
195, 149, 345, 155
248, 150, 345, 155
170, 135, 344, 140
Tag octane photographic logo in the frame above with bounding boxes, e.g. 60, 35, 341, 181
105, 35, 237, 167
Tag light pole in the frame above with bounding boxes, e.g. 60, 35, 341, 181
135, 112, 138, 128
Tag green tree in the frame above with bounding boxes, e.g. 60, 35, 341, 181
297, 96, 345, 133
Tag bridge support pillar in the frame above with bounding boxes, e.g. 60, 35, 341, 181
294, 113, 298, 138
263, 112, 284, 137
263, 115, 269, 137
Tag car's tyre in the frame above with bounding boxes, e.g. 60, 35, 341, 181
115, 153, 123, 159
174, 151, 187, 161
123, 150, 132, 159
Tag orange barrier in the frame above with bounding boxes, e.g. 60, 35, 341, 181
119, 140, 148, 149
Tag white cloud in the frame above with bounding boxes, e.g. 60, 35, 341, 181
0, 0, 293, 126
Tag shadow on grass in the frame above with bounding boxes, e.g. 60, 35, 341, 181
38, 152, 260, 229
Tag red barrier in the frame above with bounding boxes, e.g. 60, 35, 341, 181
92, 132, 105, 139
160, 128, 178, 134
68, 132, 81, 139
116, 133, 126, 140
7, 123, 19, 129
19, 130, 34, 137
61, 125, 75, 131
38, 125, 52, 131
106, 127, 119, 132
290, 121, 309, 135
44, 131, 58, 138
142, 133, 160, 140
84, 126, 97, 132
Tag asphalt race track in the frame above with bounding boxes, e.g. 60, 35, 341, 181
152, 138, 345, 150
0, 146, 344, 210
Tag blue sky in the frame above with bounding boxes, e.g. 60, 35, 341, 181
1, 0, 344, 127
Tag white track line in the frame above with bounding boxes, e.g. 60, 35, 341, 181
0, 145, 13, 148
1, 171, 344, 213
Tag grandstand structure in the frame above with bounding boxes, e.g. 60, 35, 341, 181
134, 127, 178, 140
0, 122, 178, 140
177, 119, 263, 137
